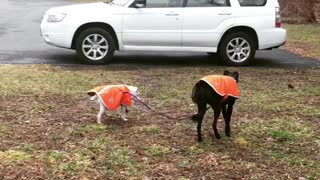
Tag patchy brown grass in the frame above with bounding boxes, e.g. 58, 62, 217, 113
0, 64, 319, 179
284, 24, 320, 60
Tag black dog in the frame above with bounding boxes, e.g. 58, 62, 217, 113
191, 71, 239, 142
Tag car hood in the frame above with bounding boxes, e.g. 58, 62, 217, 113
45, 2, 121, 15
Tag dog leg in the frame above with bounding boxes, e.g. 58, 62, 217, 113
120, 105, 128, 121
225, 105, 233, 137
211, 105, 222, 139
221, 104, 229, 137
195, 102, 207, 142
221, 104, 227, 120
97, 103, 105, 124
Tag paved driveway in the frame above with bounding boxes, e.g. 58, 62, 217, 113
0, 0, 319, 68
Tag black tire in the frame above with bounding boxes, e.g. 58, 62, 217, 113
207, 52, 216, 55
75, 27, 115, 65
218, 32, 256, 66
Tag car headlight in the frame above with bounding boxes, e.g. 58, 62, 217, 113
47, 13, 66, 22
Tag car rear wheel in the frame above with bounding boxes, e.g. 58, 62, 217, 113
76, 27, 115, 65
218, 32, 256, 66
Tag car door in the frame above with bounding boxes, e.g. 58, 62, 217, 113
122, 0, 184, 48
181, 0, 233, 48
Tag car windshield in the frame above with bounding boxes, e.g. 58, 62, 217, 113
104, 0, 131, 6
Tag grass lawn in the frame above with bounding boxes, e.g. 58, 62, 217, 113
283, 24, 320, 60
0, 64, 319, 179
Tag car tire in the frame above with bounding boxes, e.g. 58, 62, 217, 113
218, 32, 256, 66
75, 27, 115, 65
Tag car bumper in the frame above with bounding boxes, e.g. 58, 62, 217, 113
40, 16, 74, 49
258, 28, 287, 50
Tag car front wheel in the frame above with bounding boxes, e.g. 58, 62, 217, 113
75, 27, 115, 65
218, 32, 256, 66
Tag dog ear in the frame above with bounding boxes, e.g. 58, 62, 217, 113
223, 70, 230, 75
233, 72, 239, 82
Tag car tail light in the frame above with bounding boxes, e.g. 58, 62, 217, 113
275, 7, 281, 28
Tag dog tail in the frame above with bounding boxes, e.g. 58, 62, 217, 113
191, 84, 199, 103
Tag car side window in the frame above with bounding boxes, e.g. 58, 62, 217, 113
186, 0, 230, 7
238, 0, 266, 6
146, 0, 183, 8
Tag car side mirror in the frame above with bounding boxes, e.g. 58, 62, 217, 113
134, 0, 146, 8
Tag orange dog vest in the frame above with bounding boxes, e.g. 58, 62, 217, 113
88, 85, 132, 111
200, 75, 240, 100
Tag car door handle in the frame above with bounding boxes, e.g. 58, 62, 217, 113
165, 13, 179, 16
218, 11, 232, 15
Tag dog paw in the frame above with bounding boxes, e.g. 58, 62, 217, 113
191, 114, 199, 122
214, 133, 221, 139
214, 134, 221, 139
121, 117, 128, 121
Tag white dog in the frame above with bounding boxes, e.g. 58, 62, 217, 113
88, 85, 139, 124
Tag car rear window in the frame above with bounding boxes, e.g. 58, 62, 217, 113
238, 0, 267, 6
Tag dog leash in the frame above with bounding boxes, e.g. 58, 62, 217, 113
130, 93, 211, 120
117, 87, 210, 120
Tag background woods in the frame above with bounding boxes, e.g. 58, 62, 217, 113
279, 0, 320, 23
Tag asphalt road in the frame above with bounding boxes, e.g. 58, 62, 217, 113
0, 0, 319, 68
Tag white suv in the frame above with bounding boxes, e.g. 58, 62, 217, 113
41, 0, 286, 66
